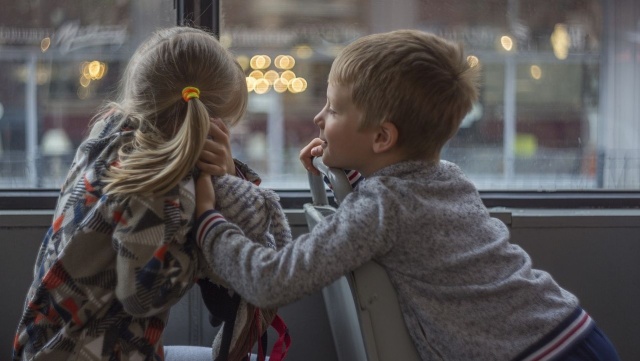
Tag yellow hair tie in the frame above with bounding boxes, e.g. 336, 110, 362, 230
182, 86, 200, 102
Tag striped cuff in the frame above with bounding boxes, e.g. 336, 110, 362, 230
516, 308, 595, 361
195, 210, 227, 247
323, 169, 363, 189
345, 169, 363, 188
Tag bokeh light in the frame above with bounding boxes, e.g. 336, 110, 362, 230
551, 24, 570, 60
247, 54, 305, 94
467, 55, 479, 68
500, 36, 514, 51
530, 65, 542, 80
40, 37, 50, 52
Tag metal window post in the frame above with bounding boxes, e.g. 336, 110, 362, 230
175, 0, 220, 37
25, 54, 38, 187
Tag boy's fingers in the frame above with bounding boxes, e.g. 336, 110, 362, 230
299, 138, 325, 175
299, 138, 324, 160
310, 145, 324, 157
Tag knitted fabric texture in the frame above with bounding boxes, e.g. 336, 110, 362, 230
201, 160, 581, 360
201, 174, 292, 360
213, 174, 290, 250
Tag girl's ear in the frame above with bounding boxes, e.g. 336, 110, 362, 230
372, 121, 399, 153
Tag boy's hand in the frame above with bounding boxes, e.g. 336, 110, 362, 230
299, 138, 325, 176
197, 118, 235, 176
195, 172, 215, 218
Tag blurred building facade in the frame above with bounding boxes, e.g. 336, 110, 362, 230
0, 0, 638, 189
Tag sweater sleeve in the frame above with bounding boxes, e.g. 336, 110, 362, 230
233, 158, 261, 185
110, 188, 198, 317
195, 185, 396, 309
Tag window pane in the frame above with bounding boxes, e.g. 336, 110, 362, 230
1, 1, 638, 191
222, 0, 640, 190
0, 0, 175, 188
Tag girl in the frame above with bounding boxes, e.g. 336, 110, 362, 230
13, 26, 248, 361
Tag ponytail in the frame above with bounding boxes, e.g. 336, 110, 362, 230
103, 97, 209, 197
100, 27, 247, 197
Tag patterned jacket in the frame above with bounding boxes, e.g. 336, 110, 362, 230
12, 115, 261, 361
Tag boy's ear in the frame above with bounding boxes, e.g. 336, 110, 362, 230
372, 121, 399, 153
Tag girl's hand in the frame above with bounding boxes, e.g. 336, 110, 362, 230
195, 172, 215, 218
299, 138, 325, 176
197, 118, 235, 176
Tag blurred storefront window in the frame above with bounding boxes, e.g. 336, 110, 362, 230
0, 0, 174, 188
0, 0, 638, 190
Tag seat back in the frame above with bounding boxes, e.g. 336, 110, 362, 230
304, 159, 420, 361
304, 204, 368, 361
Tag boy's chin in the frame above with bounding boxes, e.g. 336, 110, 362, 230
322, 153, 356, 171
321, 154, 337, 168
322, 157, 347, 171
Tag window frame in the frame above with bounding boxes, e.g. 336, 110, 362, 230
2, 189, 640, 211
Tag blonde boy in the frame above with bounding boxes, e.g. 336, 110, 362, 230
195, 30, 619, 360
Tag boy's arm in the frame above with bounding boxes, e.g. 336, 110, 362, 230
195, 187, 396, 309
111, 191, 197, 317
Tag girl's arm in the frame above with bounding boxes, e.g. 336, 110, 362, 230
197, 118, 236, 177
194, 186, 396, 309
196, 117, 261, 185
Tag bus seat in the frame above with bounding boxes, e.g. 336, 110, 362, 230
304, 158, 421, 361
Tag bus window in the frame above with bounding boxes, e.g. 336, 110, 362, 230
220, 0, 638, 190
0, 0, 638, 191
0, 1, 174, 188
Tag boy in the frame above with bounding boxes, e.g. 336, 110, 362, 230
194, 30, 620, 360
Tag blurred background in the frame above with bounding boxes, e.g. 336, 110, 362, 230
0, 0, 638, 190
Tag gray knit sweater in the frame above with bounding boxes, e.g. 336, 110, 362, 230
197, 160, 579, 360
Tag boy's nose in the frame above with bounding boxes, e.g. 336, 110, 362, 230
313, 113, 323, 127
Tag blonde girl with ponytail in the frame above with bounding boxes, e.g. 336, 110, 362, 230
13, 26, 249, 361
101, 26, 247, 196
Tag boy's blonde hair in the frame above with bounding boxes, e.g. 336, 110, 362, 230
328, 29, 479, 159
96, 26, 247, 196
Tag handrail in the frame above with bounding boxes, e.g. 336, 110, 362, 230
309, 157, 353, 205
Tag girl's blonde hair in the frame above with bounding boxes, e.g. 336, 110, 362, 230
329, 30, 480, 160
95, 26, 247, 197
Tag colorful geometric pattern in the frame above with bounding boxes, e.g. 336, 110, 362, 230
13, 116, 199, 361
